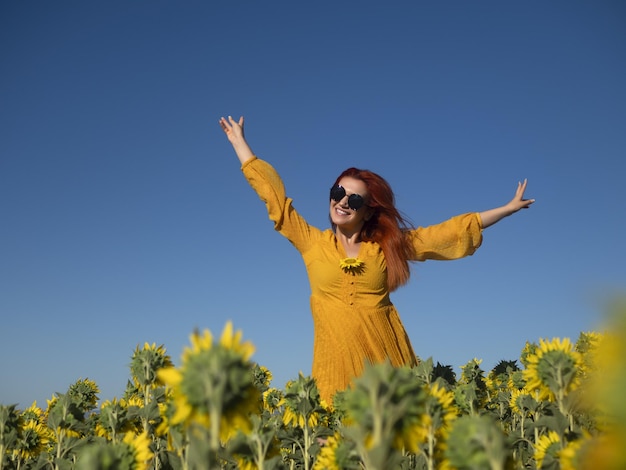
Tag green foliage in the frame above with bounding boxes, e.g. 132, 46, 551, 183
445, 415, 507, 470
0, 404, 21, 469
455, 358, 487, 416
75, 439, 137, 470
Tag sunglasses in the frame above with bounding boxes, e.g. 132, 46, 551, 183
330, 184, 366, 211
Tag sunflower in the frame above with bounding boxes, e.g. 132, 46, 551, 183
41, 395, 57, 427
428, 383, 457, 427
157, 322, 258, 442
558, 434, 588, 470
534, 430, 561, 469
509, 388, 535, 417
13, 420, 54, 461
519, 341, 538, 367
313, 432, 342, 470
68, 378, 100, 413
574, 331, 603, 384
45, 393, 85, 439
579, 305, 626, 469
339, 257, 365, 274
486, 360, 520, 394
21, 401, 43, 423
252, 364, 273, 392
412, 383, 458, 464
444, 415, 506, 470
215, 321, 255, 360
282, 375, 324, 429
522, 337, 583, 403
122, 432, 153, 470
233, 456, 257, 470
155, 389, 181, 443
393, 413, 430, 453
130, 343, 173, 389
341, 362, 427, 462
282, 405, 321, 429
575, 331, 602, 355
262, 388, 284, 413
96, 398, 139, 441
423, 383, 457, 440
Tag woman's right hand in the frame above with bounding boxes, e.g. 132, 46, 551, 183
219, 115, 255, 164
219, 115, 245, 144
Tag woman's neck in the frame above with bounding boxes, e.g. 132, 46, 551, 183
336, 227, 362, 257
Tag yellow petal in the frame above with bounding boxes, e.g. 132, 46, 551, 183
157, 367, 182, 387
220, 321, 234, 348
190, 329, 213, 352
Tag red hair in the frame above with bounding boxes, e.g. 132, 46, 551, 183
333, 168, 415, 291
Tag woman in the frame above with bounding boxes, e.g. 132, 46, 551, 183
219, 115, 534, 404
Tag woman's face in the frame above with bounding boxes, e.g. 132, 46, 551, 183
329, 176, 372, 231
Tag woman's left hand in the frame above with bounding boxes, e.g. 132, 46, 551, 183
506, 179, 535, 213
479, 179, 535, 228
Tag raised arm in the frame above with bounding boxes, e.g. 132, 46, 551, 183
479, 179, 535, 228
219, 115, 255, 165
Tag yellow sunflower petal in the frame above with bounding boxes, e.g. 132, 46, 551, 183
220, 321, 234, 348
157, 367, 182, 387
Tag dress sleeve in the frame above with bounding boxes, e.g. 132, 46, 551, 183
407, 213, 483, 261
241, 156, 320, 253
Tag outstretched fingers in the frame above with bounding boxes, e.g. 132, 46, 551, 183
231, 115, 244, 127
218, 116, 228, 132
219, 115, 244, 136
515, 179, 535, 209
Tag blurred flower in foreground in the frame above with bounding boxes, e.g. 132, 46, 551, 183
1, 404, 22, 469
124, 431, 153, 470
76, 431, 153, 470
312, 432, 340, 470
534, 430, 561, 469
158, 321, 259, 469
579, 301, 626, 470
444, 414, 507, 470
340, 361, 427, 468
421, 381, 457, 466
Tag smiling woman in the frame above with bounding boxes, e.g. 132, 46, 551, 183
218, 115, 534, 404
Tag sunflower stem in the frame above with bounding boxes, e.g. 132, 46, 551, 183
427, 424, 435, 470
289, 443, 296, 470
253, 433, 265, 470
303, 423, 310, 470
209, 404, 221, 469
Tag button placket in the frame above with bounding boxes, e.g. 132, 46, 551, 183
347, 274, 356, 305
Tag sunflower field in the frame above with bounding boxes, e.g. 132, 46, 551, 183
2, 303, 625, 470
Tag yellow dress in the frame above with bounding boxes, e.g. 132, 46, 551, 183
242, 157, 483, 403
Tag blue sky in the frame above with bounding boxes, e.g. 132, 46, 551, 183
1, 1, 624, 408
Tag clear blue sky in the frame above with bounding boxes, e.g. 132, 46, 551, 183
1, 1, 624, 408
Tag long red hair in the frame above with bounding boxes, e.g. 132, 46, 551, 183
332, 168, 415, 291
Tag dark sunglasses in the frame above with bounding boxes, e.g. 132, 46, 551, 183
330, 184, 366, 211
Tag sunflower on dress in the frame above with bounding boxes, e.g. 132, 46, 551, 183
339, 258, 365, 274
